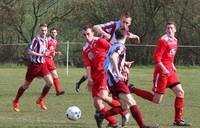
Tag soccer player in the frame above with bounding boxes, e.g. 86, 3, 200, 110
82, 25, 124, 128
96, 28, 159, 128
128, 21, 191, 126
12, 23, 53, 112
75, 13, 138, 91
46, 27, 65, 96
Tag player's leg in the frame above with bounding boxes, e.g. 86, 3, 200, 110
12, 80, 31, 112
93, 96, 118, 128
171, 84, 191, 126
75, 75, 88, 92
51, 69, 65, 96
99, 90, 130, 127
36, 74, 53, 110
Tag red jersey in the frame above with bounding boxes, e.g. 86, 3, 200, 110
82, 37, 111, 80
46, 36, 58, 59
153, 34, 177, 70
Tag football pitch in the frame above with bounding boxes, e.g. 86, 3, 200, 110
0, 66, 199, 128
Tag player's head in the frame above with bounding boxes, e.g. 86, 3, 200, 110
50, 27, 58, 38
39, 23, 48, 37
115, 28, 127, 41
82, 25, 94, 42
166, 20, 176, 37
120, 12, 132, 28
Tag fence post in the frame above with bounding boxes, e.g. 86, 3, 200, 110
66, 40, 69, 76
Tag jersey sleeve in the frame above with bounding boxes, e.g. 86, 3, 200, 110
99, 21, 115, 31
114, 45, 125, 55
153, 38, 167, 64
82, 51, 90, 67
98, 38, 111, 50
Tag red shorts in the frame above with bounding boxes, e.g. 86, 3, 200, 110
109, 81, 130, 99
152, 68, 180, 94
46, 58, 56, 71
92, 78, 109, 97
25, 62, 49, 82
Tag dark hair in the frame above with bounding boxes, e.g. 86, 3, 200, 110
167, 20, 176, 26
82, 24, 93, 31
115, 28, 127, 40
50, 27, 57, 33
39, 23, 47, 28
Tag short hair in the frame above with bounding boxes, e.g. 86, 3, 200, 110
120, 12, 132, 19
39, 23, 47, 28
115, 28, 127, 40
82, 24, 93, 31
50, 27, 57, 33
167, 20, 176, 26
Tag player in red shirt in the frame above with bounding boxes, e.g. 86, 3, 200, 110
82, 25, 126, 128
128, 21, 191, 126
46, 28, 64, 96
75, 13, 139, 92
12, 24, 53, 112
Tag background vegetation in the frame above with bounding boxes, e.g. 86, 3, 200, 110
0, 0, 200, 66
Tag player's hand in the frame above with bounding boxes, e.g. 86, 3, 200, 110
117, 74, 127, 81
125, 61, 135, 68
163, 69, 170, 76
56, 51, 62, 56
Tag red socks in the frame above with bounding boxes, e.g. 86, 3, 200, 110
130, 105, 144, 128
175, 97, 184, 121
100, 107, 118, 125
53, 78, 60, 93
131, 87, 154, 101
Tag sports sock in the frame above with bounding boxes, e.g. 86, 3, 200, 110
175, 97, 183, 122
40, 85, 51, 99
77, 75, 87, 85
109, 99, 120, 107
104, 106, 123, 117
14, 85, 27, 102
120, 111, 127, 116
53, 78, 60, 93
131, 87, 153, 101
130, 105, 144, 128
100, 107, 118, 125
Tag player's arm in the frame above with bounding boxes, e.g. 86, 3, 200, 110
124, 61, 135, 68
110, 52, 126, 81
153, 39, 169, 75
127, 32, 140, 44
93, 24, 111, 40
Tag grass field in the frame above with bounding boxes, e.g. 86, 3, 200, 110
0, 66, 199, 128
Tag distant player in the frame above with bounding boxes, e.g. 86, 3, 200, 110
12, 23, 53, 112
46, 27, 65, 96
95, 28, 159, 128
128, 21, 191, 126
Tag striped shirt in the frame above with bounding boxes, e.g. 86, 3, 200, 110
99, 20, 121, 44
104, 41, 126, 87
28, 35, 47, 63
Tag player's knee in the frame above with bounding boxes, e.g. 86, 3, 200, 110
152, 98, 162, 104
176, 88, 184, 97
122, 104, 129, 111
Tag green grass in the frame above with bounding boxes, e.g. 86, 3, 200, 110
0, 66, 199, 128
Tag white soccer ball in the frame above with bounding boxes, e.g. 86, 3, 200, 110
66, 106, 81, 121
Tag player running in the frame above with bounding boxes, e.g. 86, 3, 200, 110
46, 27, 65, 96
128, 21, 191, 126
12, 23, 53, 112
